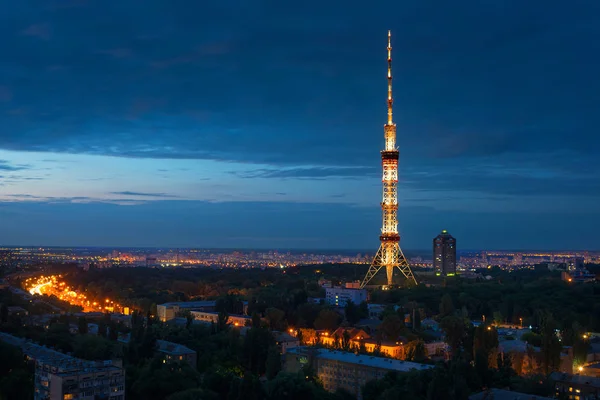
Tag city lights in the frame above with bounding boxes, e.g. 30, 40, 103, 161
23, 275, 125, 313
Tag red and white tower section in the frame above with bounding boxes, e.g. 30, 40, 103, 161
361, 31, 417, 288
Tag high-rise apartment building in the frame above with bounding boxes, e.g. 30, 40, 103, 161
433, 230, 456, 276
0, 332, 125, 400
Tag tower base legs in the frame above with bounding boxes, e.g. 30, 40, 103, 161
360, 242, 417, 288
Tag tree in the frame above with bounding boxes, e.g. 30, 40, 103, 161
265, 307, 286, 331
98, 321, 108, 338
573, 337, 590, 366
0, 342, 33, 400
217, 311, 230, 332
405, 340, 427, 362
243, 327, 274, 375
439, 294, 455, 318
166, 388, 218, 400
265, 372, 330, 400
344, 301, 361, 325
130, 358, 201, 400
440, 316, 466, 357
380, 314, 404, 341
266, 345, 282, 380
73, 335, 112, 360
108, 320, 119, 341
411, 309, 421, 331
493, 311, 504, 325
314, 309, 341, 331
0, 304, 8, 324
341, 330, 351, 351
77, 316, 88, 335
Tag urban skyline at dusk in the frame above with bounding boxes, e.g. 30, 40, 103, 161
1, 1, 599, 250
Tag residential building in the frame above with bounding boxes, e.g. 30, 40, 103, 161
190, 310, 252, 327
367, 303, 386, 319
273, 331, 300, 354
285, 347, 433, 400
320, 328, 404, 359
117, 334, 197, 369
469, 389, 553, 400
568, 257, 585, 271
325, 285, 367, 307
421, 318, 440, 332
157, 301, 217, 322
0, 332, 125, 400
580, 362, 600, 378
156, 340, 197, 368
551, 372, 600, 399
433, 230, 457, 276
498, 340, 574, 375
562, 269, 596, 284
425, 342, 449, 359
7, 306, 29, 316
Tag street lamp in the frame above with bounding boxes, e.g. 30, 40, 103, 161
519, 317, 523, 328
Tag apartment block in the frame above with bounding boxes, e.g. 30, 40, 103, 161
285, 347, 433, 400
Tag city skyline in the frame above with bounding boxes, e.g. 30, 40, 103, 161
1, 1, 600, 249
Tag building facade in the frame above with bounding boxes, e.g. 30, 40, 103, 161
157, 301, 217, 322
325, 285, 367, 307
156, 340, 197, 368
190, 311, 252, 327
0, 333, 125, 400
433, 230, 457, 276
285, 347, 433, 400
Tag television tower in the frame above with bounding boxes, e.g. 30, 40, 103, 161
360, 31, 417, 288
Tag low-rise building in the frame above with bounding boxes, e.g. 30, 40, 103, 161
499, 339, 574, 375
367, 303, 386, 319
469, 388, 553, 400
285, 347, 433, 400
580, 362, 600, 378
273, 331, 300, 354
190, 311, 251, 327
421, 318, 440, 332
320, 328, 404, 359
325, 285, 367, 307
156, 339, 197, 368
157, 301, 217, 322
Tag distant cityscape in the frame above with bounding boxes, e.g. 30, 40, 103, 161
1, 245, 599, 271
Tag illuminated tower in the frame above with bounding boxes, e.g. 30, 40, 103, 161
360, 31, 417, 288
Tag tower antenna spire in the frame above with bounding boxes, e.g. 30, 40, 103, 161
360, 30, 417, 289
387, 30, 393, 125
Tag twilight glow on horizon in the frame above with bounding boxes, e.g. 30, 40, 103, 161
1, 1, 599, 250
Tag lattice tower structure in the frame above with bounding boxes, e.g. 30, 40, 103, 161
361, 31, 417, 288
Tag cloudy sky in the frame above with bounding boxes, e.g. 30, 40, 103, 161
0, 0, 599, 250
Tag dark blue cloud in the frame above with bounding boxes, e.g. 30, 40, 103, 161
231, 166, 378, 180
0, 0, 599, 248
1, 0, 598, 166
0, 160, 29, 171
110, 191, 180, 198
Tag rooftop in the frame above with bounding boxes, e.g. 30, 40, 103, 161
190, 310, 251, 319
551, 372, 600, 388
469, 388, 553, 400
272, 331, 298, 343
159, 301, 216, 308
289, 347, 433, 372
0, 332, 120, 373
156, 339, 196, 356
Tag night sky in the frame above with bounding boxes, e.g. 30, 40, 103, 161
1, 1, 599, 250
